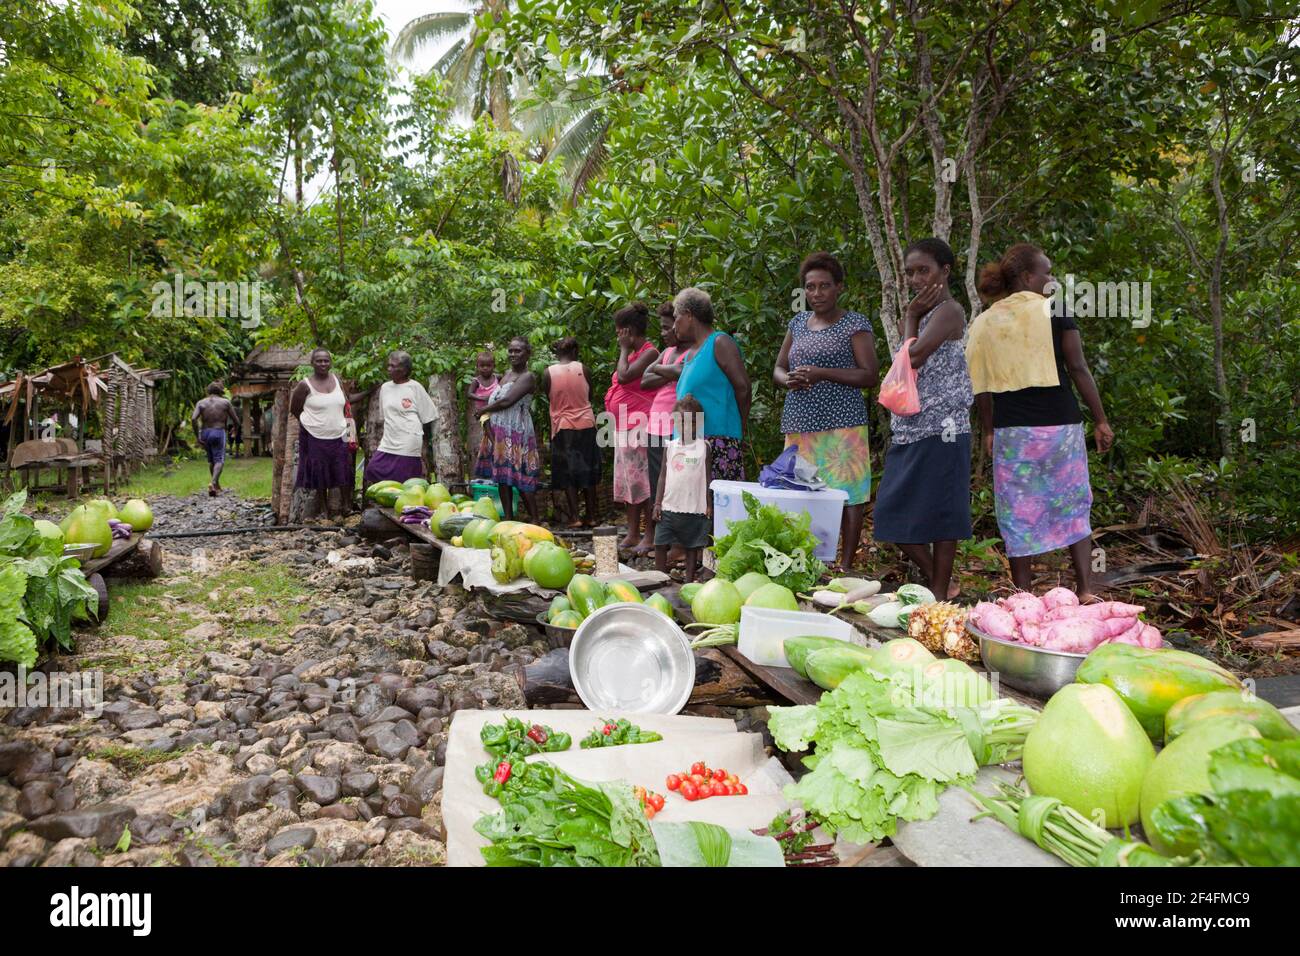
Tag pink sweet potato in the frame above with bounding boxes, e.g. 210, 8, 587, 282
975, 603, 1019, 641
1040, 618, 1107, 653
1101, 616, 1140, 639
1018, 622, 1045, 647
1041, 587, 1079, 611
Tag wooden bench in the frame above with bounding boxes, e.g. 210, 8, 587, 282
9, 439, 113, 497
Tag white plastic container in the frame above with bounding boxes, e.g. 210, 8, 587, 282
738, 605, 854, 669
710, 480, 848, 562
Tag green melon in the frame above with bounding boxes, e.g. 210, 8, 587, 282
1023, 683, 1155, 829
1140, 716, 1261, 855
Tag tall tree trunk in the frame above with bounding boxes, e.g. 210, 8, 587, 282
426, 372, 466, 483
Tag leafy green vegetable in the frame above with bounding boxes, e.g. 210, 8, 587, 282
768, 666, 1039, 844
650, 821, 785, 867
1150, 737, 1300, 866
474, 760, 660, 867
579, 717, 663, 748
0, 493, 99, 666
0, 564, 37, 669
714, 492, 826, 593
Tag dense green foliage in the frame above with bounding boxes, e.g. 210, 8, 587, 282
0, 1, 1295, 537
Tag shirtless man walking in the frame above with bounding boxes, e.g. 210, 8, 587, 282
192, 382, 240, 497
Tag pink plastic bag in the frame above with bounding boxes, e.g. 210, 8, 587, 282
877, 337, 920, 415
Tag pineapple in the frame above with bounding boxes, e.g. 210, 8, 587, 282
907, 602, 977, 662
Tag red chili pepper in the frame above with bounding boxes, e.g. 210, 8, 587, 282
493, 760, 512, 784
603, 724, 614, 736
526, 724, 548, 744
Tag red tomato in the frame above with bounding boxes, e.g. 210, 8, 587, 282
666, 774, 681, 791
644, 804, 655, 819
689, 773, 705, 786
712, 768, 726, 782
698, 782, 714, 798
722, 783, 736, 796
736, 783, 748, 795
648, 793, 665, 811
690, 762, 706, 777
680, 780, 699, 801
725, 774, 739, 786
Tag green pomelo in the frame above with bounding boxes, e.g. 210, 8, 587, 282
1140, 717, 1261, 856
691, 578, 742, 626
744, 582, 799, 612
732, 572, 772, 601
1023, 683, 1155, 829
118, 499, 154, 532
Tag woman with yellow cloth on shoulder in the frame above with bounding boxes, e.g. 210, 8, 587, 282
967, 243, 1114, 601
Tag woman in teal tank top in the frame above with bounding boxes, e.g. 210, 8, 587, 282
672, 287, 751, 480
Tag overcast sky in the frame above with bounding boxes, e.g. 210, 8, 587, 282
373, 0, 464, 74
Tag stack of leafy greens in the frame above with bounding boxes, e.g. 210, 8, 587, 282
0, 492, 99, 668
474, 760, 661, 866
714, 491, 826, 594
767, 666, 1039, 844
1150, 737, 1300, 866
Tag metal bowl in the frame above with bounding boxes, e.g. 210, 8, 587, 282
569, 603, 695, 715
972, 621, 1085, 699
62, 543, 99, 562
535, 611, 577, 650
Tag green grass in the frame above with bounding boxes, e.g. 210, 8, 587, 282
93, 561, 311, 677
117, 455, 275, 500
22, 455, 275, 515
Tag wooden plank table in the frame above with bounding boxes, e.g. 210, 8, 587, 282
81, 533, 142, 575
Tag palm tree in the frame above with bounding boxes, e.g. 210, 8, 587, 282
391, 1, 609, 201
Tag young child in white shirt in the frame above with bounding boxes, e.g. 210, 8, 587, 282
652, 394, 712, 582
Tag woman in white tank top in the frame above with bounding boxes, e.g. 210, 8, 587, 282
289, 349, 356, 517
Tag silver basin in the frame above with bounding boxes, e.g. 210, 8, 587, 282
972, 620, 1084, 699
569, 603, 695, 715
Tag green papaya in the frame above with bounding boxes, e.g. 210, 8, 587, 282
805, 646, 874, 691
1164, 690, 1298, 743
566, 574, 607, 619
605, 580, 643, 604
784, 636, 866, 680
645, 592, 675, 620
1076, 644, 1243, 741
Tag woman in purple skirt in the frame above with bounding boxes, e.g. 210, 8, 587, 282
290, 348, 356, 518
363, 351, 436, 487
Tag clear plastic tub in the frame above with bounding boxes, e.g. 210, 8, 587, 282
737, 606, 854, 669
710, 480, 848, 561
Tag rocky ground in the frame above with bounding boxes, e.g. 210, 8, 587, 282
1, 491, 561, 868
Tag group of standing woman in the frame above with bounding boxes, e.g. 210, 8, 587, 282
772, 241, 1111, 599
287, 237, 1112, 598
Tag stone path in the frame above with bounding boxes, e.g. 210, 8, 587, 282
2, 492, 556, 867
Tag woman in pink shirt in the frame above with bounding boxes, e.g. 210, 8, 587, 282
605, 302, 659, 550
637, 302, 686, 554
541, 336, 600, 527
